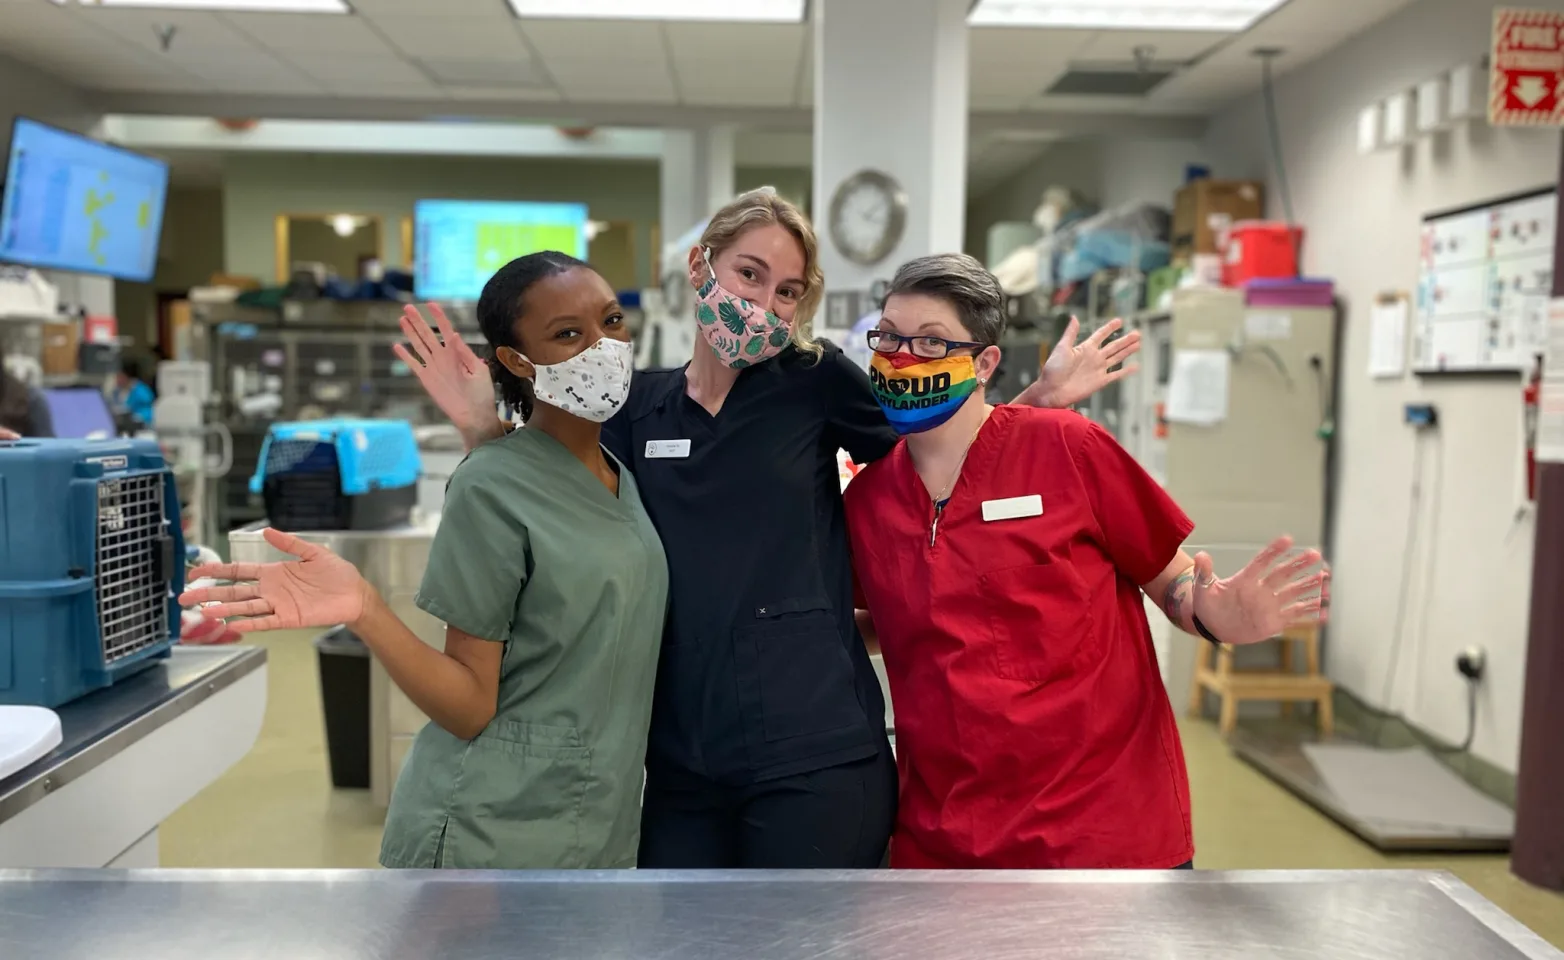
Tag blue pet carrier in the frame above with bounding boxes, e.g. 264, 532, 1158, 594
250, 419, 421, 532
0, 438, 184, 708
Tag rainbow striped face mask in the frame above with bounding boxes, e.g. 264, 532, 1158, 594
868, 351, 980, 435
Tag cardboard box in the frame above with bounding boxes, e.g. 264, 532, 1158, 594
41, 321, 79, 375
1173, 180, 1263, 257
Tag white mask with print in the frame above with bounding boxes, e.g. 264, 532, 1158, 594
525, 337, 634, 423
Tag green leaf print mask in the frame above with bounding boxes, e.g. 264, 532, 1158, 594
694, 247, 793, 369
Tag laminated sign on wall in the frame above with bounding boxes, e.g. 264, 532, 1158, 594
1490, 8, 1564, 126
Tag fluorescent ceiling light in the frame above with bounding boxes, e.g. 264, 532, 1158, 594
506, 1, 805, 23
71, 0, 349, 12
969, 0, 1286, 31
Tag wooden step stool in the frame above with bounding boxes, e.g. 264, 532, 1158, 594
1188, 624, 1334, 737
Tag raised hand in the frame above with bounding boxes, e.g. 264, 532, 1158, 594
393, 303, 503, 449
1014, 316, 1142, 409
178, 528, 373, 634
1191, 536, 1330, 646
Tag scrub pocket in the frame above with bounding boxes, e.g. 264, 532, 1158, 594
736, 598, 861, 742
446, 720, 594, 869
980, 562, 1095, 682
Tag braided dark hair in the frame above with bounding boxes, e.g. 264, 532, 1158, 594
476, 251, 595, 423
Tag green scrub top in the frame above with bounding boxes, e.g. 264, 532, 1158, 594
378, 427, 668, 870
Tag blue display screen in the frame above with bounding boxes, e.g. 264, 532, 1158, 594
414, 199, 588, 301
43, 387, 116, 440
0, 118, 169, 283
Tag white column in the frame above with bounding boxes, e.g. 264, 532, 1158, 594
812, 0, 970, 295
659, 126, 737, 255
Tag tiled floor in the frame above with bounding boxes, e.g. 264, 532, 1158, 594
160, 631, 1564, 949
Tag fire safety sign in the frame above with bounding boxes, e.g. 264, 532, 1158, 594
1491, 8, 1564, 126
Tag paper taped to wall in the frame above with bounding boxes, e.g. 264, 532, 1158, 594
1166, 349, 1230, 426
1369, 297, 1409, 379
1538, 299, 1564, 465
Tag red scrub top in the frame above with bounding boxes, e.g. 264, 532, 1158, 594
844, 405, 1196, 869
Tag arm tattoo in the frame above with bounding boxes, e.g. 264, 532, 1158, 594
1161, 570, 1195, 624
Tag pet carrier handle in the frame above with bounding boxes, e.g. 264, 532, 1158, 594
0, 578, 94, 598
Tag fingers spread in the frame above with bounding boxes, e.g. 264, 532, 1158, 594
1087, 317, 1123, 346
401, 306, 439, 357
262, 527, 319, 560
202, 599, 275, 620
1241, 536, 1296, 580
1276, 571, 1329, 604
1263, 549, 1324, 588
181, 583, 261, 605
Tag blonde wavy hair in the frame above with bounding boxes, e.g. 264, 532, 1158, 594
698, 188, 825, 360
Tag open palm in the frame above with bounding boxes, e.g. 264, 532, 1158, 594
179, 528, 369, 633
394, 303, 499, 446
1015, 316, 1142, 409
1191, 536, 1330, 646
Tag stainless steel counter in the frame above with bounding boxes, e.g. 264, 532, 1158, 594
0, 870, 1556, 959
0, 646, 267, 825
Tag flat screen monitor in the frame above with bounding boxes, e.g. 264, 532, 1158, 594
43, 387, 116, 440
414, 199, 588, 301
0, 117, 169, 283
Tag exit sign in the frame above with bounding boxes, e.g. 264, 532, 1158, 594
1491, 8, 1564, 126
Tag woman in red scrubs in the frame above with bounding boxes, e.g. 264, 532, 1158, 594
844, 253, 1329, 871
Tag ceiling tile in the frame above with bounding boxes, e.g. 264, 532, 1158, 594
350, 0, 509, 14
371, 15, 531, 60
172, 49, 315, 92
418, 57, 552, 89
661, 21, 805, 65
972, 66, 1068, 108
220, 11, 394, 54
518, 18, 666, 54
1073, 29, 1231, 63
969, 26, 1096, 67
78, 9, 256, 52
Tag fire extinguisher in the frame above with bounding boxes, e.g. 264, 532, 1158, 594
1524, 366, 1541, 502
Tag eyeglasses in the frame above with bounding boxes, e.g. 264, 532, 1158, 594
867, 329, 986, 360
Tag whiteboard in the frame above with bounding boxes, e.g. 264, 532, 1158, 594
1413, 188, 1555, 374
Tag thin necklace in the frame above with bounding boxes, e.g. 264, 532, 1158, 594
928, 416, 987, 547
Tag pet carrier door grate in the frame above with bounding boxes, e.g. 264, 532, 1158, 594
95, 473, 170, 664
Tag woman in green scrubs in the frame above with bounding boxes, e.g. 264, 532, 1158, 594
182, 253, 667, 870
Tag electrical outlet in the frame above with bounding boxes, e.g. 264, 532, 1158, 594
1456, 645, 1486, 682
1404, 403, 1438, 429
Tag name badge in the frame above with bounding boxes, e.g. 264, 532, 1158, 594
982, 495, 1044, 522
645, 439, 691, 459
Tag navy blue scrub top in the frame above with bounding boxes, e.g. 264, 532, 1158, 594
601, 343, 896, 785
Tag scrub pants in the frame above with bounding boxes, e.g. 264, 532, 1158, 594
638, 749, 897, 868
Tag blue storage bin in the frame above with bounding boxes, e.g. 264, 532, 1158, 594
0, 438, 184, 708
250, 419, 421, 531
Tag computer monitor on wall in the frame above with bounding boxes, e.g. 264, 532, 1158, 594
0, 117, 169, 283
413, 199, 589, 301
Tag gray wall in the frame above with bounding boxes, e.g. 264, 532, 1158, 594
1201, 0, 1564, 771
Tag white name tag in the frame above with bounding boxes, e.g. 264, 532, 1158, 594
982, 495, 1044, 522
645, 439, 691, 459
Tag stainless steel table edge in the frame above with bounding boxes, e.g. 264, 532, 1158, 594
0, 646, 268, 823
0, 867, 1520, 889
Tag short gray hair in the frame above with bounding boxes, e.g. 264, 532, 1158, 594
884, 253, 1007, 346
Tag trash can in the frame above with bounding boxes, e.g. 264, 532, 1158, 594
315, 627, 370, 790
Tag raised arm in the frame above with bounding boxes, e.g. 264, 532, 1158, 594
395, 303, 507, 453
1143, 536, 1330, 645
182, 528, 502, 739
1013, 316, 1141, 410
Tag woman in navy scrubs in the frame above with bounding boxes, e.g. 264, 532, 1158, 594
397, 189, 1139, 868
